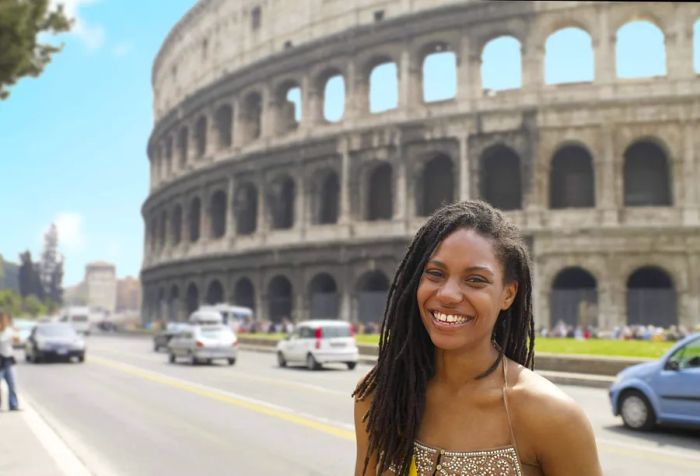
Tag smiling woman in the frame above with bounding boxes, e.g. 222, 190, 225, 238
353, 200, 602, 476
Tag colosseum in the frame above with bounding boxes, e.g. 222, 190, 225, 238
141, 0, 700, 332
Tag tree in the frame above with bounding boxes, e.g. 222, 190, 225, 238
0, 289, 22, 316
0, 0, 72, 99
22, 294, 45, 317
41, 223, 63, 303
18, 250, 44, 299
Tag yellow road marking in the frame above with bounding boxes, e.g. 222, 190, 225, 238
90, 356, 355, 441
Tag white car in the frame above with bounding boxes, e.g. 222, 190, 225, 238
168, 324, 238, 365
276, 320, 359, 370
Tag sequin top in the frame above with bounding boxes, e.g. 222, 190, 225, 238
396, 359, 526, 476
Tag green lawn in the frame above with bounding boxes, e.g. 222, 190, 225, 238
354, 334, 673, 359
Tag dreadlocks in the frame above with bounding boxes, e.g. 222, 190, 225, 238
352, 200, 535, 475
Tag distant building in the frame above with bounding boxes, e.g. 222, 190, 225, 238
85, 262, 117, 315
116, 276, 141, 312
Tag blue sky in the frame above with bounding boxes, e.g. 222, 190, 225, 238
0, 2, 696, 286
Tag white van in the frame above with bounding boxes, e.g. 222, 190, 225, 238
198, 305, 254, 332
60, 307, 91, 335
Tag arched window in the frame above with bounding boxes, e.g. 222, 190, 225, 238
195, 116, 207, 158
215, 105, 233, 149
242, 92, 262, 144
550, 268, 598, 328
268, 176, 295, 230
188, 197, 201, 242
210, 190, 227, 239
178, 126, 188, 167
481, 36, 522, 91
168, 285, 180, 321
317, 172, 339, 225
480, 145, 522, 210
369, 60, 398, 113
159, 210, 167, 249
545, 27, 594, 84
171, 205, 182, 245
627, 267, 676, 326
422, 44, 457, 102
186, 283, 199, 314
549, 145, 595, 208
235, 184, 258, 235
417, 155, 454, 216
694, 19, 700, 74
367, 164, 393, 220
355, 271, 389, 324
206, 280, 224, 305
322, 73, 345, 122
276, 81, 302, 134
268, 275, 292, 323
233, 278, 255, 311
623, 140, 671, 206
308, 273, 339, 319
616, 21, 667, 78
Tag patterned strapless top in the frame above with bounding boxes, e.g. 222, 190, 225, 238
408, 440, 522, 476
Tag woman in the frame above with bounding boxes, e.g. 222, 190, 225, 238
0, 311, 20, 411
353, 201, 601, 476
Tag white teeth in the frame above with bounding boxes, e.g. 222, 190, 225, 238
432, 311, 471, 325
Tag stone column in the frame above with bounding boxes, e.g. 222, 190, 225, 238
456, 33, 474, 103
598, 126, 618, 225
399, 47, 421, 111
226, 176, 237, 240
594, 6, 615, 85
458, 134, 470, 200
682, 122, 699, 224
232, 98, 244, 149
667, 10, 694, 80
522, 43, 544, 92
302, 73, 322, 127
395, 153, 408, 225
260, 84, 274, 141
339, 139, 352, 226
257, 172, 268, 243
345, 59, 368, 122
295, 173, 305, 237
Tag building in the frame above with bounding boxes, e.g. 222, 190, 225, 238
85, 262, 116, 315
141, 1, 700, 330
116, 276, 142, 312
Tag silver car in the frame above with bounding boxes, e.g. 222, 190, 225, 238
168, 324, 238, 365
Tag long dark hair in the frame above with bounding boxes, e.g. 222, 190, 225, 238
352, 200, 535, 475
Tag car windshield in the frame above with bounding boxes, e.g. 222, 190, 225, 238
38, 325, 77, 338
322, 326, 351, 338
200, 326, 232, 338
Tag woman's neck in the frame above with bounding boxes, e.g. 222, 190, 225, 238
433, 339, 502, 391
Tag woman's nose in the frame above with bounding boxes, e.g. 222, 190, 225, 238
436, 278, 464, 304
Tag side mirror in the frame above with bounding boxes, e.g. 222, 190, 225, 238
666, 360, 680, 371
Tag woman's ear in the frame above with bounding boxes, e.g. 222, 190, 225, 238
501, 281, 518, 311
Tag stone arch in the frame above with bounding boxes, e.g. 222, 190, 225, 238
235, 183, 258, 235
177, 126, 188, 167
194, 115, 207, 158
366, 163, 393, 221
168, 285, 180, 321
268, 175, 295, 230
549, 144, 595, 209
623, 139, 672, 206
317, 68, 345, 123
186, 283, 199, 314
420, 42, 457, 103
164, 136, 173, 175
209, 190, 227, 239
275, 79, 302, 134
545, 27, 594, 84
267, 275, 293, 323
416, 154, 454, 217
481, 36, 522, 91
157, 210, 167, 250
367, 55, 398, 113
206, 279, 224, 305
616, 20, 667, 78
233, 278, 255, 311
626, 266, 677, 327
241, 91, 263, 144
157, 287, 166, 321
480, 145, 522, 210
188, 196, 201, 242
171, 204, 183, 245
355, 270, 390, 324
308, 273, 339, 319
215, 104, 233, 149
549, 267, 598, 328
311, 170, 339, 225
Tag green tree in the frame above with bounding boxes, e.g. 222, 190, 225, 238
0, 289, 22, 315
22, 294, 46, 317
41, 223, 63, 303
0, 0, 72, 99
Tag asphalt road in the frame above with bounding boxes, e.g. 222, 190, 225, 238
13, 334, 700, 476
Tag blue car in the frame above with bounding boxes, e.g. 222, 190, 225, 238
609, 332, 700, 430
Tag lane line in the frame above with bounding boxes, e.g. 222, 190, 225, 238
90, 355, 355, 441
20, 394, 93, 476
597, 437, 700, 468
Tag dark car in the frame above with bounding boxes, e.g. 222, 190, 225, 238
25, 323, 86, 363
153, 322, 189, 352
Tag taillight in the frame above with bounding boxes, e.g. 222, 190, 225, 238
315, 327, 322, 349
195, 340, 204, 348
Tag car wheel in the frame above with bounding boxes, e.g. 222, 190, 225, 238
169, 353, 176, 364
306, 353, 320, 371
620, 390, 655, 431
227, 358, 236, 366
346, 362, 357, 370
277, 352, 287, 368
78, 354, 85, 363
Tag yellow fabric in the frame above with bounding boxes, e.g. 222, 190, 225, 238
409, 457, 418, 476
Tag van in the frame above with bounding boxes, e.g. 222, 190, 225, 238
60, 307, 91, 335
198, 304, 254, 332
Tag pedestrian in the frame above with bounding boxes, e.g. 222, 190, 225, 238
0, 310, 20, 411
353, 200, 602, 476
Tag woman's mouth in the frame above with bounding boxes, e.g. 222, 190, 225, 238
429, 310, 474, 328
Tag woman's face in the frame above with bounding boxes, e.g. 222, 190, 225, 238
416, 228, 518, 352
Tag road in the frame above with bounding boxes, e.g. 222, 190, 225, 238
13, 334, 700, 475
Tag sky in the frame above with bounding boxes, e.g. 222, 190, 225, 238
0, 1, 696, 287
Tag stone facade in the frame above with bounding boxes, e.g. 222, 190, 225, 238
142, 1, 700, 330
85, 262, 117, 315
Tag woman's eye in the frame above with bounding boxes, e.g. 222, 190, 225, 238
466, 277, 487, 285
425, 269, 443, 278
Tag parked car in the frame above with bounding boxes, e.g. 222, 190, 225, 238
168, 324, 238, 365
153, 322, 189, 352
188, 309, 225, 325
610, 332, 700, 430
60, 306, 91, 335
12, 318, 37, 349
25, 322, 86, 363
276, 320, 359, 370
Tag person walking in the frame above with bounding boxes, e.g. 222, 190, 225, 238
0, 311, 20, 411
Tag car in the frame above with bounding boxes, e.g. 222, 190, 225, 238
153, 322, 189, 352
25, 322, 86, 363
59, 307, 91, 335
276, 320, 359, 370
198, 304, 254, 332
168, 324, 238, 365
12, 318, 37, 349
188, 309, 225, 325
609, 332, 700, 431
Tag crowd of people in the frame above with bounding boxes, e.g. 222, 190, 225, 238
539, 320, 699, 342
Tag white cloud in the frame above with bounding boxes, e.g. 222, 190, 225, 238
53, 212, 86, 254
112, 41, 133, 58
50, 0, 105, 51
